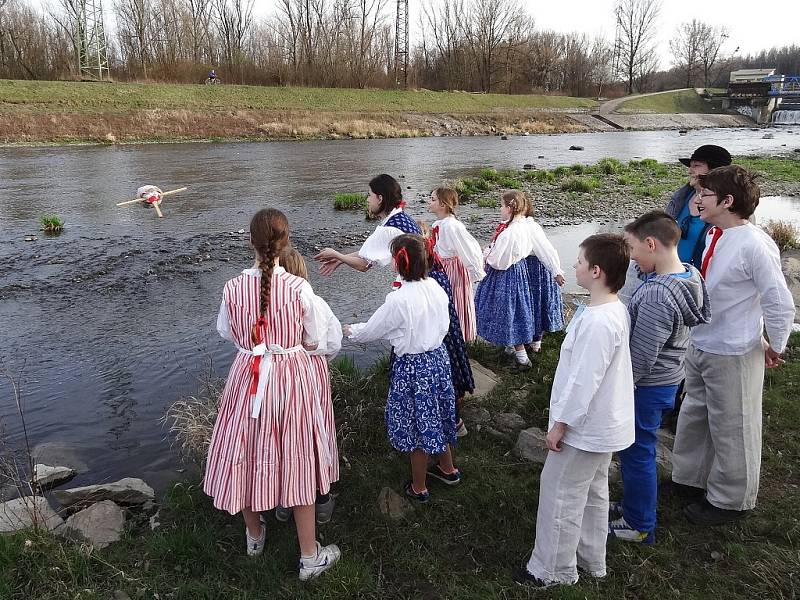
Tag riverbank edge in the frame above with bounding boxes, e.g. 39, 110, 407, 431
0, 107, 759, 147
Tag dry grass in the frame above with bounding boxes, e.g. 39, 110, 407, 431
762, 219, 800, 252
163, 375, 224, 466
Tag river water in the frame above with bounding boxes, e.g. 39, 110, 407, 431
1, 127, 798, 489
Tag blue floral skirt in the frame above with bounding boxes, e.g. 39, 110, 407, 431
526, 256, 565, 338
475, 261, 535, 346
429, 268, 475, 398
386, 345, 457, 454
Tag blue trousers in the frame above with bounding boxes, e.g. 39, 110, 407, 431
619, 384, 678, 533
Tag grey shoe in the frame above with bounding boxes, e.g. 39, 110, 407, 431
315, 496, 336, 524
274, 505, 292, 522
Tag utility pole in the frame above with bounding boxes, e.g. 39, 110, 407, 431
76, 0, 110, 80
394, 0, 409, 88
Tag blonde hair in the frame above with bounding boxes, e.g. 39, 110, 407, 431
432, 187, 458, 215
502, 190, 528, 218
279, 245, 308, 280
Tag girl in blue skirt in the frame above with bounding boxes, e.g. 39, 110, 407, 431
475, 191, 536, 369
524, 201, 566, 353
344, 234, 459, 503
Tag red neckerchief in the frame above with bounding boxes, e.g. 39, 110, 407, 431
700, 226, 723, 278
248, 315, 268, 398
491, 221, 508, 243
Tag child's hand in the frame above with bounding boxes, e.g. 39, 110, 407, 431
555, 274, 566, 287
546, 422, 567, 452
342, 324, 352, 337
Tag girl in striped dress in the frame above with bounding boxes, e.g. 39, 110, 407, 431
274, 246, 341, 525
475, 191, 535, 369
204, 208, 340, 581
428, 187, 485, 342
524, 202, 566, 353
314, 174, 475, 400
344, 234, 459, 502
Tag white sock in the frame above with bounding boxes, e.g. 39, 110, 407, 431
515, 349, 529, 363
301, 543, 320, 562
530, 340, 542, 352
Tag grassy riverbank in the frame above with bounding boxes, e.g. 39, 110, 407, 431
2, 333, 799, 599
617, 89, 725, 114
0, 79, 597, 144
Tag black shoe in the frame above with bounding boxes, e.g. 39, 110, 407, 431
402, 480, 430, 503
512, 566, 554, 588
426, 464, 462, 486
663, 481, 705, 501
684, 499, 749, 526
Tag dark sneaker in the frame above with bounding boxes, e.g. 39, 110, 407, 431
274, 505, 292, 522
663, 481, 705, 501
512, 566, 557, 588
315, 495, 335, 524
684, 499, 749, 526
608, 500, 623, 520
426, 464, 462, 486
608, 516, 654, 544
577, 565, 606, 579
513, 358, 532, 372
402, 480, 430, 503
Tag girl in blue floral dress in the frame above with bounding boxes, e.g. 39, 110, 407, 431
344, 234, 459, 503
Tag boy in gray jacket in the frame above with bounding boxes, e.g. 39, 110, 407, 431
609, 210, 711, 543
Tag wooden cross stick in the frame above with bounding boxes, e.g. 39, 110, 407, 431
115, 187, 188, 207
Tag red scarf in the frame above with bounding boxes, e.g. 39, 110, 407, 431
700, 226, 723, 278
491, 222, 508, 243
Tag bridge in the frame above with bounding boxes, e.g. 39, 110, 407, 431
765, 75, 800, 97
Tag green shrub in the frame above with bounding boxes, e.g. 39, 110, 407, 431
617, 174, 637, 186
530, 170, 556, 184
40, 215, 64, 233
497, 177, 523, 189
551, 166, 570, 178
569, 164, 586, 174
560, 177, 599, 193
477, 198, 499, 208
597, 158, 623, 175
333, 193, 366, 210
480, 167, 500, 182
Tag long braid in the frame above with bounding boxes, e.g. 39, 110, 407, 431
249, 208, 289, 344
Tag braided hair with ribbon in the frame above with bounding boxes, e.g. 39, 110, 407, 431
248, 208, 290, 345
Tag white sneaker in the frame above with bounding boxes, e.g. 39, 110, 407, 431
503, 345, 515, 355
299, 541, 341, 581
455, 419, 468, 438
246, 517, 267, 556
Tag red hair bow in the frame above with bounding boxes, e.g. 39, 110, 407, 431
394, 246, 410, 274
249, 315, 268, 398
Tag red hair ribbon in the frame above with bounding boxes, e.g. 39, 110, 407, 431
392, 280, 402, 289
394, 246, 410, 274
249, 315, 268, 398
398, 199, 406, 209
426, 233, 443, 270
491, 222, 508, 243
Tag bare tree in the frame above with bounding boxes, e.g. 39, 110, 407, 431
670, 19, 704, 88
698, 24, 727, 88
614, 0, 661, 94
212, 0, 254, 83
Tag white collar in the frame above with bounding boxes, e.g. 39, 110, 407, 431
381, 207, 404, 225
242, 265, 286, 276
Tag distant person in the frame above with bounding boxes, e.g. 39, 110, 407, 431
671, 166, 794, 526
344, 234, 460, 502
513, 234, 634, 588
273, 246, 341, 526
524, 198, 566, 353
208, 69, 217, 81
665, 145, 732, 269
609, 211, 710, 545
204, 208, 341, 581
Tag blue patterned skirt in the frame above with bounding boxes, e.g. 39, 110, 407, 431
429, 268, 475, 398
526, 256, 565, 338
475, 261, 535, 346
386, 345, 457, 454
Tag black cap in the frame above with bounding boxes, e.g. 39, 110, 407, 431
679, 145, 732, 169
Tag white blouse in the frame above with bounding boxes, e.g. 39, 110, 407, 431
483, 218, 533, 270
358, 207, 407, 267
309, 295, 343, 359
216, 266, 325, 348
347, 278, 449, 356
432, 215, 486, 282
525, 217, 564, 277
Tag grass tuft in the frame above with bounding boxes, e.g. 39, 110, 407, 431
560, 176, 599, 193
762, 219, 800, 252
333, 192, 367, 211
39, 215, 64, 233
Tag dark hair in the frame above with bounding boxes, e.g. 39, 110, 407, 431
624, 210, 681, 247
249, 208, 290, 340
433, 187, 459, 215
279, 245, 308, 280
370, 174, 403, 216
389, 234, 428, 281
698, 165, 760, 219
579, 233, 630, 293
502, 190, 528, 218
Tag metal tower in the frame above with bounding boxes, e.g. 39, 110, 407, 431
76, 0, 110, 80
394, 0, 409, 88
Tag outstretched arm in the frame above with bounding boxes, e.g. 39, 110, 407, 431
314, 248, 371, 276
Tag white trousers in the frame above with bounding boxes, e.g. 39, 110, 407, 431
672, 343, 764, 510
526, 443, 611, 584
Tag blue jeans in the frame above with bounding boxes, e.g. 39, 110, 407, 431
619, 384, 678, 533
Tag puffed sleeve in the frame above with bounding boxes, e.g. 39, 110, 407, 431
485, 225, 530, 270
528, 219, 563, 277
348, 293, 404, 343
449, 220, 486, 282
216, 288, 235, 343
298, 281, 325, 347
310, 296, 343, 359
358, 225, 404, 267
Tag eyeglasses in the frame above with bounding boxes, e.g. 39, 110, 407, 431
699, 192, 717, 199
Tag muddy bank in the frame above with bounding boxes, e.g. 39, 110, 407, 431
0, 106, 760, 146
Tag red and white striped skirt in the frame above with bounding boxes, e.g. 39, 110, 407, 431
440, 256, 477, 342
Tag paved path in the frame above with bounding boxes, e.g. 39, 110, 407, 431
596, 88, 694, 115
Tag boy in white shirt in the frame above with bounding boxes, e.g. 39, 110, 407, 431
672, 165, 795, 525
513, 234, 635, 588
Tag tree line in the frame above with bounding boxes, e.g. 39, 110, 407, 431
0, 0, 797, 96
